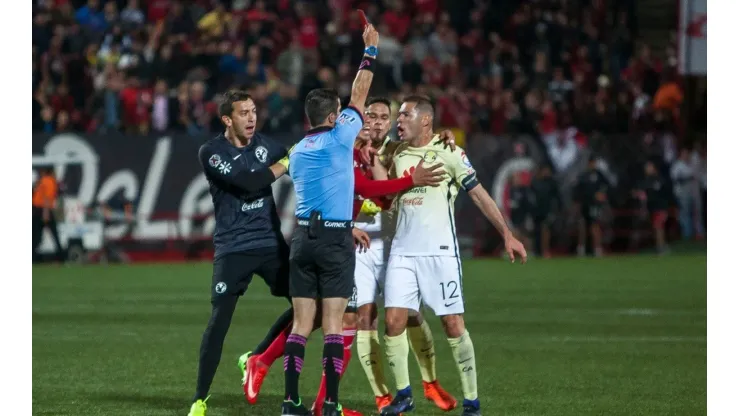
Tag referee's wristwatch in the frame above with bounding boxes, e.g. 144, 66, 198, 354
364, 46, 378, 58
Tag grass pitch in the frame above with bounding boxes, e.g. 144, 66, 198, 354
32, 255, 706, 416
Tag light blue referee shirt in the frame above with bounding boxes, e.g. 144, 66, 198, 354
289, 107, 364, 221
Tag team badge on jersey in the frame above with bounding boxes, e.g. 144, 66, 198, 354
209, 154, 222, 167
423, 150, 438, 163
218, 162, 232, 174
461, 151, 472, 168
255, 146, 268, 163
338, 113, 355, 125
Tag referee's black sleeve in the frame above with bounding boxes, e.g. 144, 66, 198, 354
198, 144, 276, 194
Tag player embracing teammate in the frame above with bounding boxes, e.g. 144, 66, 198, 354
352, 98, 460, 414
375, 96, 527, 416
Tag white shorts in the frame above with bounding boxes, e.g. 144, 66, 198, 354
384, 255, 465, 316
354, 247, 387, 308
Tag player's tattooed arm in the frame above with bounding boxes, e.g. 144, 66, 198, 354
468, 184, 528, 263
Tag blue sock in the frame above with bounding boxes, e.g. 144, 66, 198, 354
463, 399, 480, 409
397, 386, 412, 397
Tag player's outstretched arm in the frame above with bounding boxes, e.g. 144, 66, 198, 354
468, 184, 528, 263
198, 145, 287, 194
354, 159, 444, 198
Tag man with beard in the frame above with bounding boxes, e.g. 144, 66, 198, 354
352, 97, 459, 414
381, 96, 527, 416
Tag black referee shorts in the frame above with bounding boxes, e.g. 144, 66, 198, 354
289, 219, 355, 300
211, 243, 290, 304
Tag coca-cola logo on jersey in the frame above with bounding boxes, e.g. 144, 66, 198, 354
32, 133, 297, 241
402, 196, 424, 206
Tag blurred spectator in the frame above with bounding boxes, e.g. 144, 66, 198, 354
151, 79, 174, 132
653, 72, 684, 114
378, 22, 403, 86
399, 45, 422, 87
574, 157, 611, 257
75, 0, 106, 33
50, 84, 75, 115
532, 165, 561, 258
508, 172, 536, 253
671, 148, 705, 240
56, 111, 72, 132
545, 129, 579, 173
120, 0, 146, 28
634, 161, 672, 254
197, 3, 229, 38
691, 142, 707, 231
184, 80, 210, 135
429, 13, 458, 64
549, 67, 573, 104
276, 37, 304, 88
382, 1, 410, 41
40, 107, 56, 133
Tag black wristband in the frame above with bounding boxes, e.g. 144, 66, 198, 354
359, 56, 377, 73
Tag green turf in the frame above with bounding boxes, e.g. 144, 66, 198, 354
32, 255, 707, 416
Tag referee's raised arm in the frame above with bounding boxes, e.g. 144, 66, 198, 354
329, 24, 380, 148
349, 24, 380, 115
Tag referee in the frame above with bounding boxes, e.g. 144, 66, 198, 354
188, 90, 294, 416
280, 24, 379, 416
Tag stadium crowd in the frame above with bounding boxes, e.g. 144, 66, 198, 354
32, 0, 706, 253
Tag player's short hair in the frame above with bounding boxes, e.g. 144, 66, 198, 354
402, 95, 435, 117
218, 90, 253, 118
366, 97, 392, 112
305, 88, 340, 127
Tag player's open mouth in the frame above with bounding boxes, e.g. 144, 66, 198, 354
245, 126, 255, 134
397, 126, 406, 136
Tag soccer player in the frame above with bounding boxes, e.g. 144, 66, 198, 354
353, 98, 458, 413
280, 24, 379, 416
188, 90, 295, 416
380, 96, 527, 416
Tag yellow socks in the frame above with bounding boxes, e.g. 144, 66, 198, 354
447, 330, 478, 400
384, 330, 411, 390
407, 321, 437, 382
356, 330, 390, 397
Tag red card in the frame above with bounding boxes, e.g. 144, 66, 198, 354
357, 10, 369, 27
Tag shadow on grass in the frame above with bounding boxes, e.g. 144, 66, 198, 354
91, 391, 289, 415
